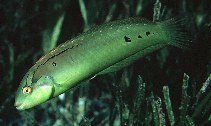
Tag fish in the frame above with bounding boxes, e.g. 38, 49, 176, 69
14, 17, 191, 110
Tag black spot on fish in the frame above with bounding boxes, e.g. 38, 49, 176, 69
52, 62, 56, 66
124, 36, 131, 42
146, 31, 150, 36
138, 35, 142, 38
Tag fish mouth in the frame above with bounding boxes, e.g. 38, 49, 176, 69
14, 102, 25, 110
16, 105, 24, 110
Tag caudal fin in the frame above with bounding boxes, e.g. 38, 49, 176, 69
159, 18, 193, 49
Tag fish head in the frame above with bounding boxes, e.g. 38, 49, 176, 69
15, 70, 55, 110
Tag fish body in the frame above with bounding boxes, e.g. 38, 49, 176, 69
15, 18, 190, 110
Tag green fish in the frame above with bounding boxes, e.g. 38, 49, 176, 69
15, 17, 191, 110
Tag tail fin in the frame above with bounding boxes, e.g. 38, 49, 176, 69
159, 18, 193, 49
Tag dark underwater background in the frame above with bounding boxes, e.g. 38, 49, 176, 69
0, 0, 210, 125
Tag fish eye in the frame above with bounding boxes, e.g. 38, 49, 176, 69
22, 86, 32, 94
